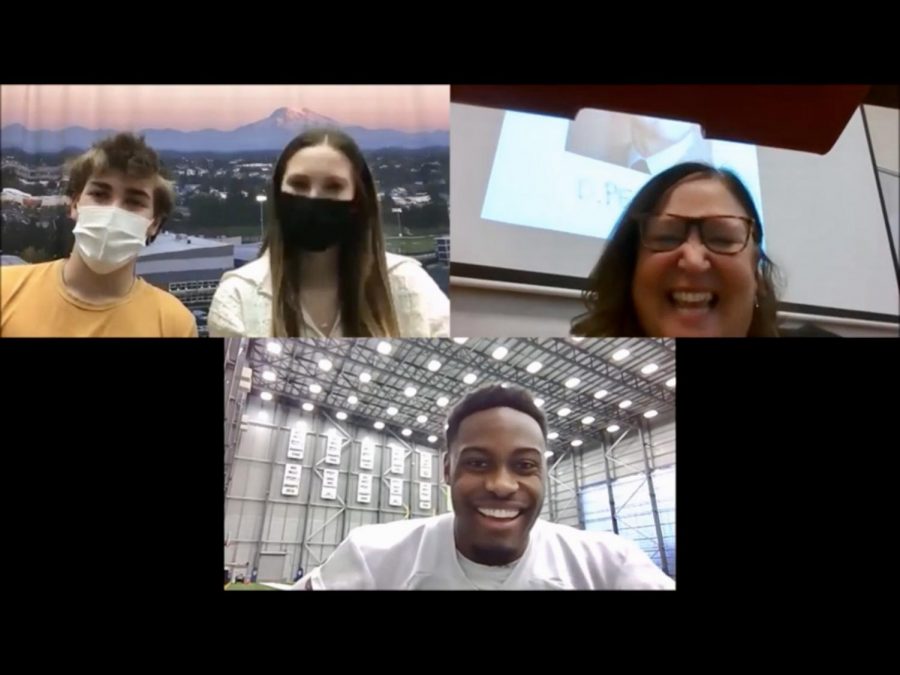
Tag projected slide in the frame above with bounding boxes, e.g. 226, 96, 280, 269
481, 109, 763, 240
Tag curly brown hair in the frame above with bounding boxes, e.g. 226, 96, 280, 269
65, 132, 175, 243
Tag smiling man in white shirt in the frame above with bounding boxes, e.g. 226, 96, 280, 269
294, 385, 675, 590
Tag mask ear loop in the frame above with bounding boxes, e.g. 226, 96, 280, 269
146, 216, 164, 246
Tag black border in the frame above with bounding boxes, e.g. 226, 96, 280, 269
2, 339, 225, 594
676, 337, 897, 593
2, 12, 898, 85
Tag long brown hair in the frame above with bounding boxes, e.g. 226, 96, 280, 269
571, 163, 781, 337
261, 128, 400, 337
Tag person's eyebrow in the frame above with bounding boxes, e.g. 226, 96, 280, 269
458, 446, 543, 457
124, 187, 152, 201
458, 446, 491, 456
512, 447, 543, 458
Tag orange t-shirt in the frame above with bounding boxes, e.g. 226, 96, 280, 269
1, 259, 198, 337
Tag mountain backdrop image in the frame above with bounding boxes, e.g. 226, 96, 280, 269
1, 107, 450, 154
1, 88, 450, 329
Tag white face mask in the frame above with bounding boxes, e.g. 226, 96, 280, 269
72, 205, 153, 274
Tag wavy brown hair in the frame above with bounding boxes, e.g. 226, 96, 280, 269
261, 128, 400, 337
571, 163, 781, 337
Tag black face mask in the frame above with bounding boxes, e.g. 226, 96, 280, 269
275, 193, 360, 252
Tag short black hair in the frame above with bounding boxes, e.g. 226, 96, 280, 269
445, 385, 547, 451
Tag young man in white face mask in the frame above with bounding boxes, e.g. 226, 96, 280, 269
1, 133, 197, 337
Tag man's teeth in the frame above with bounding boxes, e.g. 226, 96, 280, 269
477, 508, 520, 519
672, 291, 713, 304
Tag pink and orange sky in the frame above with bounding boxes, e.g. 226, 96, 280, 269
0, 85, 449, 132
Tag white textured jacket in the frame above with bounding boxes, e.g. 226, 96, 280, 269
208, 252, 449, 337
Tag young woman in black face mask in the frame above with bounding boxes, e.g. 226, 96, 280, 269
208, 128, 450, 337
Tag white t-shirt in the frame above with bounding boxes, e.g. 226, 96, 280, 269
456, 552, 519, 590
292, 513, 675, 590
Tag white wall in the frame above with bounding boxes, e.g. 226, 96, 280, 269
864, 105, 899, 267
757, 109, 897, 317
451, 283, 582, 337
864, 105, 899, 173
